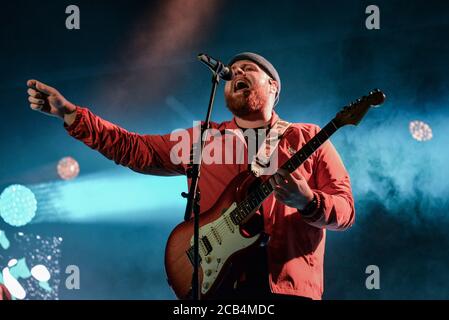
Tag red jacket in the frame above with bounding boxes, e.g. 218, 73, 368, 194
65, 107, 355, 300
0, 284, 11, 300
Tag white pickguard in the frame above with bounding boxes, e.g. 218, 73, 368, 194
189, 202, 260, 294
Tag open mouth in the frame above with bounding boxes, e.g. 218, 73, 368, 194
233, 79, 250, 92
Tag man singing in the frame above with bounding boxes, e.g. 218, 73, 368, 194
26, 52, 355, 300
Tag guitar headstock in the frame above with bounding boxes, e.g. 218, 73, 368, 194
334, 89, 386, 127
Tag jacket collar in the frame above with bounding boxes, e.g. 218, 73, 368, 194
228, 111, 279, 130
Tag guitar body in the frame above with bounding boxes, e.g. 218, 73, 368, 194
164, 171, 265, 300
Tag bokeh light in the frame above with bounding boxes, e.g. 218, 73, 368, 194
0, 185, 37, 227
0, 231, 63, 300
31, 265, 51, 282
409, 120, 433, 142
57, 156, 80, 180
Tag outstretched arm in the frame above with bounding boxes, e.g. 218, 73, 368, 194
27, 79, 188, 176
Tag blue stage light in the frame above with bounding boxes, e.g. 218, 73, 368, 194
31, 170, 185, 224
0, 185, 37, 227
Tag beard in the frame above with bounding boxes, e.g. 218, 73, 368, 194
225, 86, 269, 119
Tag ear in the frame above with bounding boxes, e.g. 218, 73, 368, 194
269, 78, 279, 95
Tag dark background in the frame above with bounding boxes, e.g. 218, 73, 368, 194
1, 0, 448, 299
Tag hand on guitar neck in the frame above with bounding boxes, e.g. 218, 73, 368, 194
266, 89, 386, 214
269, 168, 314, 211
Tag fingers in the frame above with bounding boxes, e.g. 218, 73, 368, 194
270, 169, 304, 189
269, 170, 301, 206
27, 79, 55, 95
30, 103, 43, 111
270, 168, 302, 194
272, 185, 291, 204
28, 96, 45, 104
274, 173, 287, 185
273, 186, 289, 197
27, 88, 45, 99
27, 79, 37, 88
269, 175, 289, 197
291, 170, 306, 181
36, 81, 55, 95
276, 169, 292, 183
273, 169, 296, 191
269, 169, 289, 189
27, 80, 52, 112
28, 95, 45, 111
269, 176, 286, 199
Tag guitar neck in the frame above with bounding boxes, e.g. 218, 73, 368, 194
230, 120, 339, 225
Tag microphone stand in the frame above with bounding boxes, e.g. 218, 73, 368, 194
182, 65, 224, 300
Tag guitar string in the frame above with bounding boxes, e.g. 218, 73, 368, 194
196, 149, 309, 249
194, 126, 334, 252
196, 187, 273, 251
194, 127, 284, 244
195, 155, 302, 249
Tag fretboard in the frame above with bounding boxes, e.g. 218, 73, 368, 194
230, 120, 339, 225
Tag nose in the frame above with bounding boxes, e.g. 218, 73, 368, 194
232, 65, 245, 77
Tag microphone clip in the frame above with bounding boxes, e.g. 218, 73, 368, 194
197, 53, 233, 81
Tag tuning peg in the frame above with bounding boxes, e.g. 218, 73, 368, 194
368, 89, 386, 106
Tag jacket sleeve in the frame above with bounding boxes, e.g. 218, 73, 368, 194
64, 106, 189, 176
300, 134, 355, 231
0, 284, 12, 300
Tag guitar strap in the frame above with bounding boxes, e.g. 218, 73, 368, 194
236, 120, 292, 292
250, 119, 291, 177
232, 120, 292, 290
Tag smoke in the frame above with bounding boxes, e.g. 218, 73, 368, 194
321, 97, 449, 299
338, 106, 449, 222
98, 0, 222, 114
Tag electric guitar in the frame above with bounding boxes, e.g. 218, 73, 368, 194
165, 89, 386, 299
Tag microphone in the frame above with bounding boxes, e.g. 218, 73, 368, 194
197, 53, 233, 81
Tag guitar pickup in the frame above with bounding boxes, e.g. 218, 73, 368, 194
201, 236, 213, 255
185, 236, 212, 266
